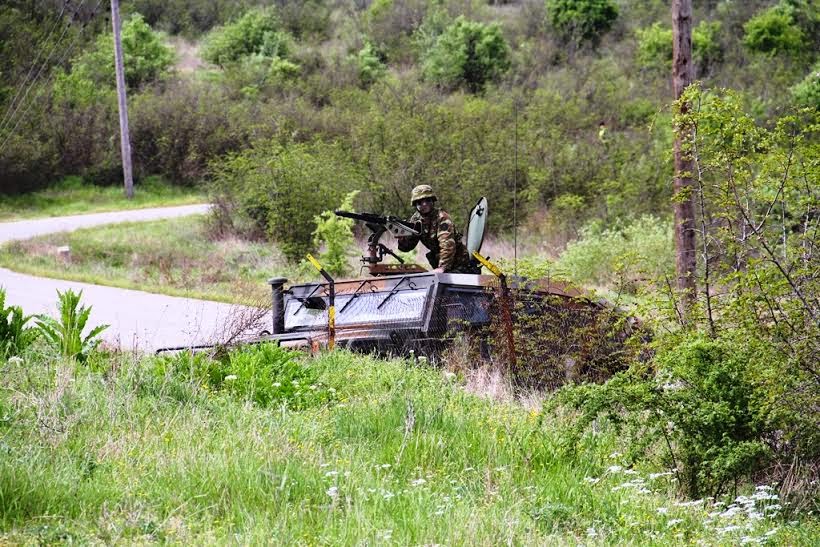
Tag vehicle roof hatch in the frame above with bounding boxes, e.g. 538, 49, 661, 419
465, 196, 488, 256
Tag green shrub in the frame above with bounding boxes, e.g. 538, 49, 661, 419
555, 215, 673, 291
130, 81, 259, 185
743, 3, 805, 56
636, 21, 722, 72
202, 7, 292, 67
791, 63, 820, 109
353, 42, 387, 88
0, 288, 38, 359
422, 16, 510, 93
312, 191, 360, 277
546, 0, 618, 46
66, 13, 174, 90
208, 139, 365, 261
35, 290, 108, 363
553, 334, 777, 499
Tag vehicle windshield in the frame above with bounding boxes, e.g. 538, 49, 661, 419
285, 290, 427, 330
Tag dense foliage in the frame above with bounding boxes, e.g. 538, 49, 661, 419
422, 16, 510, 93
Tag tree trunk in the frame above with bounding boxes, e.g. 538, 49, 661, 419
672, 0, 696, 319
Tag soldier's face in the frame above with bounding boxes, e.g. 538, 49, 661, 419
415, 198, 434, 215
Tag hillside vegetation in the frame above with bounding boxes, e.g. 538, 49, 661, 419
1, 0, 818, 536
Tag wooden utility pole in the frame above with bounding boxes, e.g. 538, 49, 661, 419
111, 0, 134, 199
672, 0, 696, 318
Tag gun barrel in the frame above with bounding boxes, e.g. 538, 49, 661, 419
334, 210, 420, 236
334, 210, 385, 224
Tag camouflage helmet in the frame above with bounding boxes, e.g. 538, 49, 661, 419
410, 184, 437, 206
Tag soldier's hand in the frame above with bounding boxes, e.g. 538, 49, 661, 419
431, 268, 444, 273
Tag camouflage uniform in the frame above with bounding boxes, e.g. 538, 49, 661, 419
398, 207, 476, 273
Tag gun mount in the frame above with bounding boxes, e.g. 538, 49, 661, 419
334, 210, 428, 276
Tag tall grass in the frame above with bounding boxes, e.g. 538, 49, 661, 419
0, 347, 813, 544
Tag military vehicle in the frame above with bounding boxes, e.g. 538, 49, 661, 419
251, 197, 624, 367
158, 197, 632, 384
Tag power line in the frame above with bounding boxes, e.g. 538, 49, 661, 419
0, 1, 84, 136
0, 0, 104, 156
0, 1, 73, 132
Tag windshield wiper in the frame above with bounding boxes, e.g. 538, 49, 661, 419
338, 279, 375, 314
292, 284, 325, 315
377, 278, 418, 310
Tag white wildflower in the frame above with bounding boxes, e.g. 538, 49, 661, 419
326, 486, 338, 498
606, 465, 624, 474
411, 478, 427, 487
324, 470, 338, 478
225, 374, 237, 381
7, 356, 23, 366
657, 507, 669, 514
667, 519, 684, 527
586, 527, 598, 538
273, 382, 282, 387
649, 472, 673, 480
608, 451, 621, 459
583, 476, 600, 484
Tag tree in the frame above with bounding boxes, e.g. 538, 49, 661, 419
546, 0, 618, 46
672, 0, 696, 318
422, 16, 510, 93
57, 12, 174, 94
743, 3, 805, 56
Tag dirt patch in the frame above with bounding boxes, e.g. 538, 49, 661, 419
171, 37, 205, 73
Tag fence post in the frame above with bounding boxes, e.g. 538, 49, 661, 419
472, 252, 516, 371
306, 255, 336, 350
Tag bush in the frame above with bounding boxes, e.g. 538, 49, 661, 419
553, 334, 776, 499
546, 0, 618, 46
353, 42, 387, 88
202, 7, 292, 67
422, 16, 510, 93
636, 21, 723, 73
312, 191, 359, 277
743, 3, 805, 56
555, 215, 673, 291
791, 63, 820, 109
130, 81, 265, 184
208, 139, 365, 261
66, 13, 174, 90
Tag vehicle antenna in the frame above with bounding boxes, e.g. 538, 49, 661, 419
513, 98, 518, 277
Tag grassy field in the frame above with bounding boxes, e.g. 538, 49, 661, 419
1, 345, 813, 544
0, 177, 205, 221
0, 216, 304, 303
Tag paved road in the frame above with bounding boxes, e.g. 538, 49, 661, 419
0, 204, 212, 244
0, 204, 269, 352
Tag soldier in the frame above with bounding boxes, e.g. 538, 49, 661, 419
397, 185, 478, 274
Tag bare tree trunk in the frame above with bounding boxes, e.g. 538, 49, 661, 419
672, 0, 696, 320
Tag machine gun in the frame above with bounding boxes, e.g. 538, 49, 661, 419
334, 211, 428, 276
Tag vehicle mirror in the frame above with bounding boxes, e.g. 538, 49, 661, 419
466, 196, 488, 256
